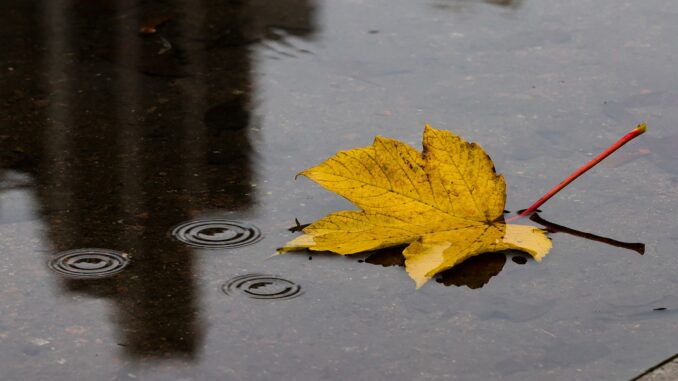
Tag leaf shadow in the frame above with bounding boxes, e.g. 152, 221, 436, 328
436, 252, 507, 289
358, 247, 528, 289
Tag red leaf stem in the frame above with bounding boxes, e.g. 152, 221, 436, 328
507, 123, 647, 223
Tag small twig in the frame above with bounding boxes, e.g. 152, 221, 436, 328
288, 218, 310, 232
507, 123, 647, 222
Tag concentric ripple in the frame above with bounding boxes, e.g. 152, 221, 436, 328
171, 219, 263, 249
222, 274, 303, 300
48, 248, 130, 278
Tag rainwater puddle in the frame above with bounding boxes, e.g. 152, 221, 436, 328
1, 0, 677, 380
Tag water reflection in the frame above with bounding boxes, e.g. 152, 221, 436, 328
356, 212, 646, 289
529, 213, 645, 255
431, 0, 523, 11
0, 0, 316, 361
436, 253, 506, 289
360, 248, 512, 289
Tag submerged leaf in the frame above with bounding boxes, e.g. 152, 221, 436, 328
280, 125, 551, 287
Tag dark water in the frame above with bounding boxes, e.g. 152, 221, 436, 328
0, 0, 677, 380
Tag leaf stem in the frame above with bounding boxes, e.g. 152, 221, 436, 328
507, 123, 647, 222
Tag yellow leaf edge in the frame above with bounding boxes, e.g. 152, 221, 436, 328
403, 223, 552, 288
277, 223, 552, 288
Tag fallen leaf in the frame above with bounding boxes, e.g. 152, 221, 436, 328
280, 125, 551, 287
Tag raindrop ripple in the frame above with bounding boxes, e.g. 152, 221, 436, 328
222, 274, 303, 300
171, 219, 263, 249
48, 248, 130, 278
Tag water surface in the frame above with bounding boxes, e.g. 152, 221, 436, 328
1, 0, 677, 380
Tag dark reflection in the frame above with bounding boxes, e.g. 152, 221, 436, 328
0, 0, 316, 361
363, 247, 406, 267
436, 253, 506, 289
361, 248, 514, 289
511, 255, 527, 265
529, 213, 645, 255
432, 0, 523, 11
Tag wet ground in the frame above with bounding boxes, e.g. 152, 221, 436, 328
0, 0, 677, 380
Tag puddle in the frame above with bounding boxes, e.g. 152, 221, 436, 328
222, 274, 303, 300
47, 249, 130, 279
171, 219, 263, 249
0, 0, 677, 380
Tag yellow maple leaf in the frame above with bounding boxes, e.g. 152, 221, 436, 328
280, 125, 552, 288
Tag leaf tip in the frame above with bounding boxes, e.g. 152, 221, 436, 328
270, 250, 286, 258
423, 123, 439, 136
294, 170, 309, 180
281, 234, 316, 252
373, 135, 387, 145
